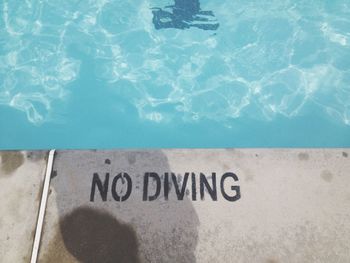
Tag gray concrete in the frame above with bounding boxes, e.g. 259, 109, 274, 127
37, 149, 350, 263
0, 151, 48, 263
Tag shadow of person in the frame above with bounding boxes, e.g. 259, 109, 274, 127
152, 0, 219, 30
40, 150, 199, 263
60, 207, 139, 263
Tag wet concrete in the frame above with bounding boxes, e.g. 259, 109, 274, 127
0, 151, 48, 263
58, 207, 139, 263
0, 151, 25, 176
37, 149, 350, 263
1, 149, 349, 262
39, 150, 199, 263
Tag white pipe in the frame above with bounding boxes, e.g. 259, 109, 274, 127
30, 149, 56, 263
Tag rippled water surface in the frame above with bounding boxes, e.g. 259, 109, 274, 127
1, 0, 350, 148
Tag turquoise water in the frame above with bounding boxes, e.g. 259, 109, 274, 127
1, 0, 350, 149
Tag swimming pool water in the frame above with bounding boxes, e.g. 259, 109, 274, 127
1, 0, 350, 149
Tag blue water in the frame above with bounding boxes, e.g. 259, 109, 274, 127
1, 0, 350, 149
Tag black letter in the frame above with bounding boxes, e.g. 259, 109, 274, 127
90, 173, 109, 202
111, 173, 132, 201
192, 172, 197, 201
164, 172, 169, 200
200, 173, 217, 201
143, 172, 161, 201
220, 172, 241, 202
171, 173, 189, 200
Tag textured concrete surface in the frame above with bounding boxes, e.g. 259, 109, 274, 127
0, 151, 48, 263
37, 149, 350, 263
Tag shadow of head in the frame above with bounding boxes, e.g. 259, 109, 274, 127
60, 206, 139, 263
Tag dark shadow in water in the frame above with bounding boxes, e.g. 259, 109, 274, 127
41, 150, 199, 263
152, 0, 219, 30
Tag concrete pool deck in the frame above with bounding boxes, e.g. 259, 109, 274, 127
0, 151, 48, 262
1, 149, 349, 262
